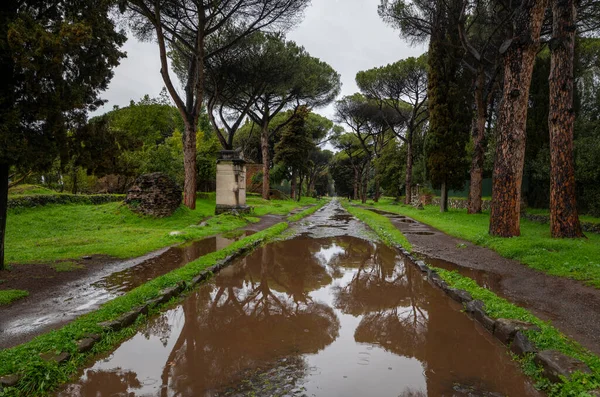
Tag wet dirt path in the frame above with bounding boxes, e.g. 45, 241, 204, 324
366, 207, 600, 355
58, 201, 542, 397
0, 210, 304, 349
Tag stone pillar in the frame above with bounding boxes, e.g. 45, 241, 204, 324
216, 150, 250, 215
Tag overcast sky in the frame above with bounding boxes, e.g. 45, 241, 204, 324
94, 0, 426, 121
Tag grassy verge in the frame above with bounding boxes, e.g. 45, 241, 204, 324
0, 222, 289, 396
6, 197, 312, 265
436, 269, 600, 396
0, 290, 29, 306
342, 202, 412, 251
365, 199, 600, 288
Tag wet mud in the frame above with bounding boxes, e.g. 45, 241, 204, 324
0, 226, 262, 349
58, 202, 542, 397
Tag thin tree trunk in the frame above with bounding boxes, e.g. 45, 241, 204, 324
468, 71, 487, 214
549, 0, 583, 238
183, 124, 197, 209
353, 168, 359, 200
405, 139, 413, 205
298, 173, 304, 202
290, 168, 297, 200
261, 123, 270, 200
0, 163, 8, 270
440, 181, 449, 212
361, 164, 368, 204
489, 0, 547, 237
71, 167, 78, 194
374, 174, 381, 203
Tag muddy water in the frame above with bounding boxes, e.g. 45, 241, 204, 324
59, 203, 542, 397
93, 232, 254, 294
0, 232, 252, 349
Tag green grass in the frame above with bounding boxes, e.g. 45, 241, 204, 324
436, 269, 600, 396
526, 208, 600, 225
0, 289, 29, 305
342, 202, 412, 251
8, 184, 58, 197
6, 196, 311, 265
365, 199, 600, 288
0, 222, 290, 396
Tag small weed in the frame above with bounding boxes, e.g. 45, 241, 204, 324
0, 289, 29, 305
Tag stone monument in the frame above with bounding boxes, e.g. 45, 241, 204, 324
215, 150, 250, 215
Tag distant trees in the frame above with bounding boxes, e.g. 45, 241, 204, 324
123, 0, 310, 208
356, 55, 428, 204
0, 0, 126, 269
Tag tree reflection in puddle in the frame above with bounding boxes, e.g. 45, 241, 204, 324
58, 236, 542, 397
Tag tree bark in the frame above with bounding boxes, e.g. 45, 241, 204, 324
261, 123, 270, 200
353, 168, 359, 200
0, 163, 8, 270
71, 168, 78, 195
405, 138, 413, 205
549, 0, 584, 238
290, 168, 297, 200
361, 164, 368, 204
440, 181, 449, 212
468, 70, 487, 214
374, 173, 381, 203
489, 0, 547, 237
183, 124, 197, 209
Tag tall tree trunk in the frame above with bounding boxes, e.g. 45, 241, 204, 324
290, 168, 297, 200
374, 172, 381, 203
71, 167, 78, 194
489, 0, 547, 237
0, 164, 8, 270
549, 0, 583, 238
261, 124, 270, 200
353, 168, 359, 200
298, 173, 304, 202
440, 181, 449, 212
405, 139, 413, 205
361, 164, 368, 204
183, 124, 197, 209
468, 71, 487, 214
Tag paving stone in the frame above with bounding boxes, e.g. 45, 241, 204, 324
510, 331, 537, 356
534, 350, 592, 383
40, 351, 71, 364
447, 288, 473, 304
494, 319, 540, 345
415, 260, 429, 272
0, 374, 21, 387
76, 338, 97, 353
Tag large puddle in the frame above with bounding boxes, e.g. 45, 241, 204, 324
58, 204, 542, 397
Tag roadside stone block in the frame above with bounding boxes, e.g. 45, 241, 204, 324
510, 331, 537, 356
447, 288, 473, 304
40, 351, 70, 364
534, 350, 592, 383
415, 260, 429, 272
76, 338, 97, 353
99, 307, 144, 332
0, 374, 21, 387
465, 299, 485, 314
494, 319, 540, 345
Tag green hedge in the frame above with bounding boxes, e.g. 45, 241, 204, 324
7, 194, 125, 210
